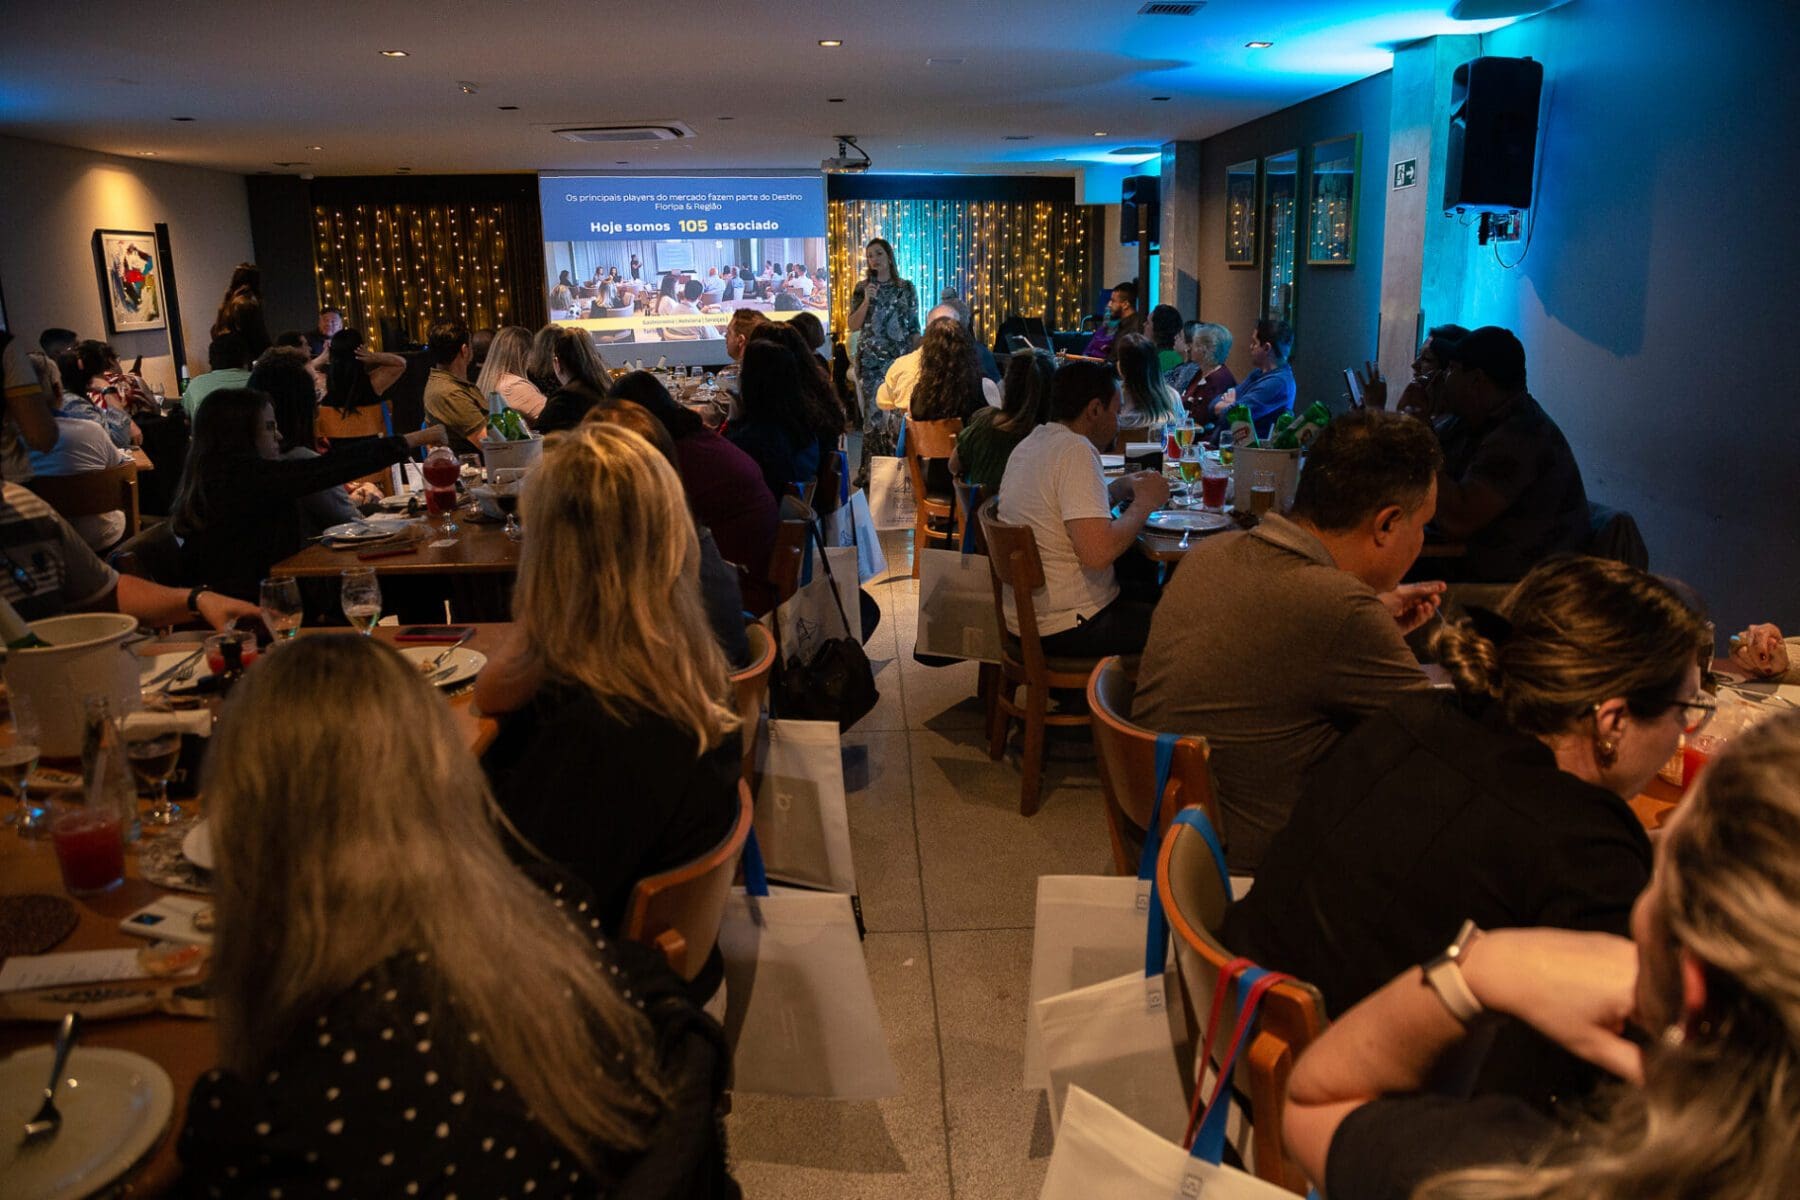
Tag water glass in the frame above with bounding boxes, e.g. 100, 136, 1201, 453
259, 576, 304, 640
2, 735, 43, 839
129, 694, 183, 827
1249, 469, 1278, 517
341, 566, 383, 635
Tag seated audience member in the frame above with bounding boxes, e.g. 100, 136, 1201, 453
1175, 321, 1237, 420
474, 325, 549, 427
1219, 317, 1297, 437
700, 269, 725, 302
0, 480, 257, 626
1115, 333, 1183, 431
57, 342, 140, 449
995, 358, 1170, 656
73, 338, 158, 418
746, 322, 850, 485
787, 311, 831, 367
249, 351, 381, 533
421, 317, 488, 455
548, 270, 576, 312
1148, 304, 1185, 375
0, 335, 59, 483
1283, 709, 1800, 1200
1226, 557, 1704, 1101
1134, 410, 1446, 869
935, 297, 1002, 383
607, 370, 778, 612
1084, 281, 1143, 362
1729, 621, 1795, 681
173, 388, 446, 600
535, 328, 614, 433
582, 402, 749, 667
179, 635, 733, 1196
181, 332, 255, 420
469, 326, 496, 378
1428, 326, 1591, 582
952, 348, 1054, 494
723, 309, 765, 371
877, 304, 997, 416
38, 327, 80, 359
900, 319, 998, 426
318, 328, 407, 434
476, 424, 741, 977
304, 305, 343, 356
1354, 322, 1470, 423
728, 340, 824, 500
525, 324, 563, 397
25, 361, 135, 551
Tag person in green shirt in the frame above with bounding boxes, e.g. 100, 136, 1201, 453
181, 332, 254, 420
949, 349, 1054, 494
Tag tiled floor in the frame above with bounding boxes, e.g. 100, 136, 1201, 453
727, 531, 1111, 1197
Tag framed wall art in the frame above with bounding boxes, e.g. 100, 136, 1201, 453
1225, 159, 1258, 267
93, 228, 167, 333
1307, 133, 1361, 265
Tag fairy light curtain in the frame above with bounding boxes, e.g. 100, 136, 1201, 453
828, 199, 1092, 344
311, 199, 544, 350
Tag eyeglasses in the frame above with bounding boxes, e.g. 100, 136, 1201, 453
1654, 694, 1717, 735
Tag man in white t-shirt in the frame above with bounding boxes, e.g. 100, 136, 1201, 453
996, 358, 1169, 656
27, 390, 135, 551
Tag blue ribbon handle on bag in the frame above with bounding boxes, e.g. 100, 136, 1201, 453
838, 449, 852, 508
959, 484, 983, 554
1190, 965, 1287, 1164
895, 417, 907, 459
1140, 732, 1181, 978
742, 827, 771, 898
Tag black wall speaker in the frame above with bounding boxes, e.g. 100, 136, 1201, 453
1442, 56, 1544, 213
1120, 175, 1160, 248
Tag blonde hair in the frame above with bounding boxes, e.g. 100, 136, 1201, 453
1431, 556, 1707, 737
205, 637, 665, 1168
475, 324, 534, 397
515, 422, 737, 751
1418, 710, 1800, 1200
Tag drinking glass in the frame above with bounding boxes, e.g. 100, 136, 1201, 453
127, 696, 183, 827
1175, 423, 1197, 451
1, 736, 42, 838
1216, 437, 1235, 468
1200, 455, 1230, 511
1178, 445, 1203, 491
259, 576, 304, 640
421, 447, 461, 538
204, 629, 259, 676
1249, 469, 1278, 517
494, 488, 522, 542
341, 566, 383, 635
51, 805, 125, 895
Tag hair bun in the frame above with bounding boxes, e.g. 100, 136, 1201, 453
1431, 618, 1504, 701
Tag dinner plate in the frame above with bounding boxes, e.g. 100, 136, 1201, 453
320, 520, 392, 542
0, 1046, 174, 1200
398, 645, 488, 689
182, 817, 215, 871
1145, 509, 1233, 534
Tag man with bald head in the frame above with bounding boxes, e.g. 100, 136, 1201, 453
875, 303, 993, 415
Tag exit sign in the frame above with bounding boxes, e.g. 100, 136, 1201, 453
1393, 159, 1418, 190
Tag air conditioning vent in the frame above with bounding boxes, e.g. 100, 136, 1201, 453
553, 122, 696, 143
1137, 2, 1203, 14
1108, 146, 1159, 156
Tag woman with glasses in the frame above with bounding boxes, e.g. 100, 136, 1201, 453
1220, 555, 1709, 1104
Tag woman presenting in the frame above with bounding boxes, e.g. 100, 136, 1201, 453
846, 237, 918, 463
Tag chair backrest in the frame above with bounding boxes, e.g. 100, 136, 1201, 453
978, 495, 1051, 674
766, 517, 808, 607
729, 623, 776, 787
622, 779, 755, 981
953, 481, 986, 553
1087, 656, 1218, 875
903, 416, 962, 504
1587, 502, 1648, 569
108, 521, 187, 587
27, 464, 140, 540
1159, 818, 1328, 1194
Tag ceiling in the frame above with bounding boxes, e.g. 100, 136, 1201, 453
0, 1, 1519, 191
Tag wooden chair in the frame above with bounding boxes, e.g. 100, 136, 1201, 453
27, 463, 141, 543
902, 416, 964, 578
978, 496, 1103, 816
1088, 656, 1219, 876
766, 517, 809, 609
730, 624, 777, 790
621, 779, 755, 981
1159, 817, 1328, 1194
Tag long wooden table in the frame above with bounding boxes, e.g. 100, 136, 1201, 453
0, 624, 506, 1196
269, 517, 520, 578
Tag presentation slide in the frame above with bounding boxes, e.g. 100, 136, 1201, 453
539, 174, 828, 360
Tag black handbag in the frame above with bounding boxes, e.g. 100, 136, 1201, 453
770, 522, 879, 731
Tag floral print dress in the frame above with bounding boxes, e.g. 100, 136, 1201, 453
854, 278, 920, 462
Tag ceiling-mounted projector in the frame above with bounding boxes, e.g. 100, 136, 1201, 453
822, 136, 871, 174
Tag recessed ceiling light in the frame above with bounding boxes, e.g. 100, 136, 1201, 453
171, 115, 195, 122
498, 105, 519, 111
817, 39, 842, 47
1093, 131, 1109, 137
1151, 96, 1171, 102
307, 145, 324, 151
138, 150, 158, 156
1245, 40, 1274, 49
379, 49, 409, 58
927, 57, 964, 66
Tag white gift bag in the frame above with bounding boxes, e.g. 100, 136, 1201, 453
915, 546, 1002, 663
1041, 1086, 1294, 1200
1037, 964, 1192, 1143
867, 454, 916, 531
822, 487, 889, 584
773, 544, 862, 658
719, 833, 899, 1099
1024, 733, 1185, 1090
753, 717, 857, 894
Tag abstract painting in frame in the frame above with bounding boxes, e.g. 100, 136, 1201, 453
93, 229, 166, 333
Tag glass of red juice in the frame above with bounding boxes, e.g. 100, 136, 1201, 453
51, 806, 125, 895
1681, 734, 1725, 789
421, 449, 462, 535
1200, 471, 1229, 511
204, 630, 260, 675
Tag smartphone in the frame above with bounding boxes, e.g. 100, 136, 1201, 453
394, 625, 476, 643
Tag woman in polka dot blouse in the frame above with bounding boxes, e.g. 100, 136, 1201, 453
175, 637, 733, 1197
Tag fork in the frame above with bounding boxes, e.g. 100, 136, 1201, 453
21, 1011, 80, 1144
1178, 527, 1193, 550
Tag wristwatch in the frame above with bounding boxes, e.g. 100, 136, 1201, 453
185, 586, 210, 616
1421, 919, 1484, 1024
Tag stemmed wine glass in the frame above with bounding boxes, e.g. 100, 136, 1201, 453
494, 487, 522, 542
2, 702, 43, 838
259, 576, 304, 641
340, 566, 383, 636
128, 694, 183, 827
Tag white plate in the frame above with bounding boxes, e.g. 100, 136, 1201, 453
320, 520, 391, 542
0, 1046, 174, 1200
398, 645, 488, 689
182, 816, 215, 871
137, 649, 213, 687
1145, 509, 1233, 534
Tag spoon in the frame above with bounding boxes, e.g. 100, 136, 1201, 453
21, 1011, 81, 1144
